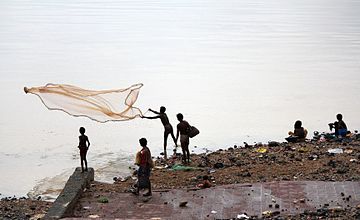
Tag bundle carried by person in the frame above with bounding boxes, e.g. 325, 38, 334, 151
188, 125, 200, 138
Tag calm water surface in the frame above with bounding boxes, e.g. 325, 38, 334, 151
0, 0, 360, 199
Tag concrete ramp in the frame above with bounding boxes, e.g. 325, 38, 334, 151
69, 181, 360, 219
44, 167, 94, 219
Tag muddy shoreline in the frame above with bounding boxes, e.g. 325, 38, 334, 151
2, 139, 360, 219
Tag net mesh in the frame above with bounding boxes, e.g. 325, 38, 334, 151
24, 83, 143, 122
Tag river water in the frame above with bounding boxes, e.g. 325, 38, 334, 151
0, 0, 359, 199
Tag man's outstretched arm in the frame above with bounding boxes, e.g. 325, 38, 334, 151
148, 108, 160, 114
142, 116, 160, 119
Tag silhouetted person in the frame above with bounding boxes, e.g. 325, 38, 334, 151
197, 175, 212, 189
329, 113, 347, 137
134, 138, 152, 196
175, 113, 191, 163
141, 106, 177, 159
287, 120, 308, 142
78, 127, 90, 172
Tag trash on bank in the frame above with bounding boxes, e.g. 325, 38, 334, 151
255, 147, 267, 153
344, 149, 353, 154
171, 164, 197, 171
327, 148, 344, 154
237, 213, 250, 219
97, 197, 109, 203
262, 210, 272, 216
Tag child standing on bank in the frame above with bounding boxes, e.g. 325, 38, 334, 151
78, 127, 90, 172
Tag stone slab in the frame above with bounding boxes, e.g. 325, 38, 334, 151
44, 167, 94, 219
67, 181, 360, 219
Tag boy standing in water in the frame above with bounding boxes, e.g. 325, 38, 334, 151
141, 106, 177, 159
176, 113, 191, 164
78, 127, 90, 172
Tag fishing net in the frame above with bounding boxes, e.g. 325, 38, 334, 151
24, 83, 143, 122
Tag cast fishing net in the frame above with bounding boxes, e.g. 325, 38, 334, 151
24, 83, 143, 122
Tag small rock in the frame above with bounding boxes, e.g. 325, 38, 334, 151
179, 201, 188, 207
213, 162, 224, 169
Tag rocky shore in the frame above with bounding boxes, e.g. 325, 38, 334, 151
1, 138, 360, 219
0, 196, 51, 220
79, 139, 360, 219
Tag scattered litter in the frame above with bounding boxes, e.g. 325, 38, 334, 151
30, 214, 45, 220
344, 149, 353, 154
83, 206, 91, 210
88, 215, 100, 218
120, 176, 131, 182
255, 147, 267, 153
308, 154, 318, 160
171, 164, 197, 171
237, 213, 249, 219
298, 147, 309, 153
211, 210, 217, 214
262, 210, 272, 216
328, 148, 343, 154
208, 169, 216, 174
350, 159, 357, 162
97, 196, 109, 203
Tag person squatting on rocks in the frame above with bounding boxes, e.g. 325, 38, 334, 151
141, 106, 177, 159
197, 175, 212, 189
286, 120, 308, 143
329, 113, 348, 137
78, 127, 90, 172
134, 138, 153, 196
176, 113, 191, 164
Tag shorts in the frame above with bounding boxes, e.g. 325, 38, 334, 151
180, 134, 189, 146
338, 129, 347, 137
164, 124, 173, 134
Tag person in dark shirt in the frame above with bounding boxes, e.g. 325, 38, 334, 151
78, 127, 90, 172
329, 113, 348, 137
141, 106, 177, 159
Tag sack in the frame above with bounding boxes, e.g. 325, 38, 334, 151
149, 159, 155, 168
135, 151, 141, 165
188, 126, 200, 138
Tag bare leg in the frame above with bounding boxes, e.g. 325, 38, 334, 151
84, 158, 88, 171
84, 151, 88, 171
163, 131, 169, 159
170, 131, 177, 147
185, 145, 190, 163
181, 144, 186, 163
80, 159, 84, 172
